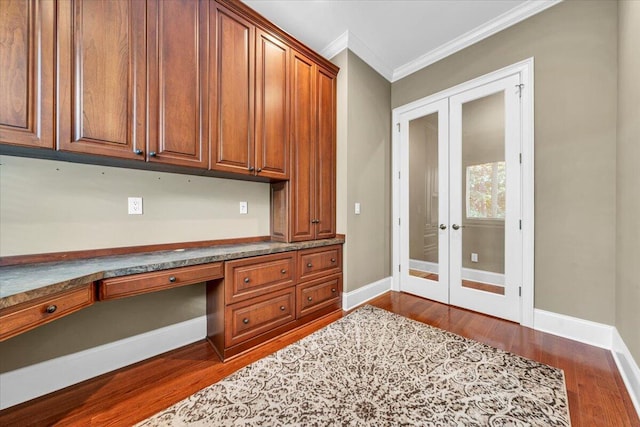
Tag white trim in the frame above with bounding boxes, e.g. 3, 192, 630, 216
612, 329, 640, 416
409, 259, 439, 274
342, 277, 392, 311
391, 0, 560, 82
533, 309, 613, 349
0, 316, 206, 410
321, 30, 348, 60
323, 30, 394, 81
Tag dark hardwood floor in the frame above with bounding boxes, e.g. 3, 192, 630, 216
0, 291, 638, 426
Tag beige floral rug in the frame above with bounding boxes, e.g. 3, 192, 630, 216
138, 305, 571, 426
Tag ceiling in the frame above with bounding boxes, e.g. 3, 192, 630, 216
242, 0, 559, 82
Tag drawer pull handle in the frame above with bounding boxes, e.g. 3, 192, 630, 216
244, 277, 250, 283
331, 288, 336, 293
331, 258, 336, 263
280, 305, 286, 311
45, 305, 57, 314
307, 296, 313, 302
169, 276, 176, 283
242, 318, 250, 324
281, 269, 287, 274
307, 263, 312, 268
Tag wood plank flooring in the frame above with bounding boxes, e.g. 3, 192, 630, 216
0, 291, 637, 426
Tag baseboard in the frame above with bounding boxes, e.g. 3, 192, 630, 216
343, 276, 392, 311
0, 315, 206, 410
533, 309, 614, 349
612, 329, 640, 416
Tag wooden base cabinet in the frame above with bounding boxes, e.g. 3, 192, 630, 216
207, 245, 342, 361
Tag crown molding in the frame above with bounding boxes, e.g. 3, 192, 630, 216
391, 0, 562, 82
322, 30, 394, 81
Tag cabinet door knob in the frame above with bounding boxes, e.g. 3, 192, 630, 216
257, 168, 262, 172
331, 258, 336, 263
244, 277, 250, 283
134, 148, 143, 155
149, 151, 157, 157
168, 276, 176, 283
45, 305, 57, 314
307, 263, 312, 268
307, 296, 312, 302
242, 318, 249, 324
248, 166, 255, 172
281, 269, 287, 274
280, 305, 286, 311
331, 288, 336, 293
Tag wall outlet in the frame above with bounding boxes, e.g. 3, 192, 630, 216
239, 201, 248, 214
128, 197, 143, 215
355, 202, 361, 215
471, 253, 478, 263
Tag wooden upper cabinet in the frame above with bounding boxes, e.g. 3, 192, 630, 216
57, 0, 146, 159
254, 29, 289, 180
147, 0, 209, 168
0, 0, 54, 149
211, 4, 254, 175
211, 5, 290, 180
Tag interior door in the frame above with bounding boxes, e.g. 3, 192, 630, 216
449, 75, 522, 322
400, 99, 449, 304
399, 74, 522, 323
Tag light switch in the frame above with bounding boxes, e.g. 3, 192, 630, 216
239, 201, 248, 214
355, 202, 361, 215
471, 253, 478, 263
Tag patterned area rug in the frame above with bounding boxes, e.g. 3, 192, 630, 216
138, 306, 571, 426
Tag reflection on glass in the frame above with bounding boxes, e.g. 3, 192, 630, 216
409, 113, 439, 281
461, 92, 505, 294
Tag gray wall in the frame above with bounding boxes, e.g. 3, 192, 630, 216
333, 50, 392, 292
616, 0, 640, 363
392, 0, 618, 324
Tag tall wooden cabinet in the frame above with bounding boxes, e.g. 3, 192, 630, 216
0, 0, 55, 149
272, 52, 336, 242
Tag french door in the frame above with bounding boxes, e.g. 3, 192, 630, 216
398, 73, 523, 322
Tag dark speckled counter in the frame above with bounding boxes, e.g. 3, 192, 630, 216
0, 238, 344, 310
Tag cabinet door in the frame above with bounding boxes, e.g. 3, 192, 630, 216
255, 29, 289, 179
0, 0, 54, 149
211, 4, 254, 175
147, 0, 209, 168
289, 51, 316, 241
315, 67, 337, 239
57, 0, 146, 159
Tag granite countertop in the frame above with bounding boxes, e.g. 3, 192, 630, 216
0, 238, 345, 310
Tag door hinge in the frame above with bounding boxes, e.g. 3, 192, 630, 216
519, 219, 522, 230
398, 171, 401, 179
398, 218, 401, 226
398, 264, 401, 272
519, 286, 522, 297
519, 153, 522, 164
396, 123, 400, 132
516, 83, 524, 98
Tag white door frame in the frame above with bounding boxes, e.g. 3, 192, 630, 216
391, 58, 535, 327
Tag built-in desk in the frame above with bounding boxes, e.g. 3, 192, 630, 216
0, 238, 344, 348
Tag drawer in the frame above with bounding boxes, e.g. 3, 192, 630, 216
297, 245, 342, 282
225, 253, 295, 304
296, 274, 342, 318
225, 288, 295, 347
100, 262, 223, 300
0, 284, 95, 342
